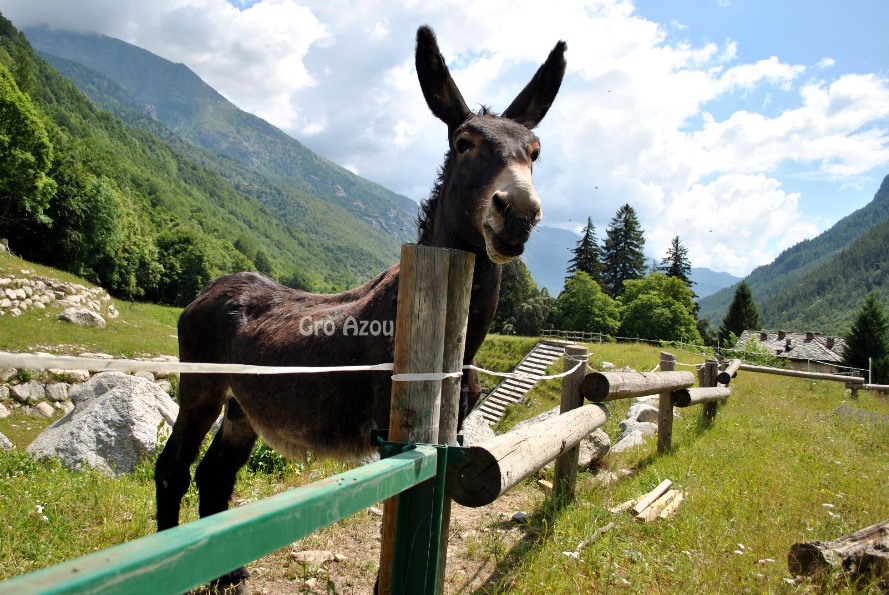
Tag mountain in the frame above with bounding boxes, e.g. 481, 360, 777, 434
697, 174, 889, 334
521, 226, 579, 294
22, 27, 417, 243
0, 13, 407, 305
690, 268, 742, 299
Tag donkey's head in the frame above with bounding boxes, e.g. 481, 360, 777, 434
415, 26, 566, 264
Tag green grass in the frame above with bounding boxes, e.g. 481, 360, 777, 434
478, 341, 889, 594
2, 317, 887, 592
0, 251, 180, 357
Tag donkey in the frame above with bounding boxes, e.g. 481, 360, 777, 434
155, 25, 566, 591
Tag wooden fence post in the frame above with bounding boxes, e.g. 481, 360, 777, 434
657, 351, 675, 453
434, 249, 474, 594
699, 360, 720, 424
378, 244, 450, 595
554, 345, 589, 504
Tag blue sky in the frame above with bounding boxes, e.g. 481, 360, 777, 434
2, 0, 888, 276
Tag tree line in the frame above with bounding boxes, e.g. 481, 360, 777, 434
493, 204, 703, 344
493, 203, 889, 383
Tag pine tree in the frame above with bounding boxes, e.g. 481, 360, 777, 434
659, 236, 694, 288
601, 204, 646, 297
843, 293, 889, 383
566, 217, 603, 284
718, 281, 759, 345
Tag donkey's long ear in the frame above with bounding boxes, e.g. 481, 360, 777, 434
503, 40, 567, 129
416, 25, 472, 134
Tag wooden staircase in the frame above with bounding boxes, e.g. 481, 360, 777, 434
475, 340, 570, 424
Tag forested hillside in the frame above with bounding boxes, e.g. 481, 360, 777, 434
0, 14, 404, 305
23, 26, 417, 243
698, 174, 889, 334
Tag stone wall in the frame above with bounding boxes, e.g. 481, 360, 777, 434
0, 269, 118, 319
0, 354, 178, 421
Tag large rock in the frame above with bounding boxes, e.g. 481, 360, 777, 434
611, 420, 658, 453
27, 372, 178, 475
0, 432, 12, 450
58, 307, 106, 329
461, 409, 496, 445
11, 380, 45, 404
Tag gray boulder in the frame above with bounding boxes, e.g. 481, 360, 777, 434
0, 432, 12, 450
27, 372, 178, 475
11, 380, 45, 404
58, 307, 106, 329
611, 419, 658, 453
627, 402, 659, 424
460, 409, 496, 445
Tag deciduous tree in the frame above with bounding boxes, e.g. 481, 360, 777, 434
618, 273, 703, 343
552, 271, 620, 335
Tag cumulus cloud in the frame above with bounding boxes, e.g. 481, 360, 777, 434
1, 0, 888, 276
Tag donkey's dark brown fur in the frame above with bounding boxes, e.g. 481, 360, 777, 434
155, 25, 565, 591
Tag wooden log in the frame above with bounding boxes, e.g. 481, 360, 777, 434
609, 496, 641, 515
700, 360, 720, 423
554, 345, 590, 505
672, 386, 731, 408
658, 491, 684, 520
657, 352, 675, 454
448, 404, 609, 507
848, 383, 889, 393
437, 249, 475, 446
434, 249, 474, 595
740, 363, 865, 384
632, 479, 673, 516
635, 489, 681, 523
716, 358, 742, 385
788, 518, 889, 579
581, 370, 695, 402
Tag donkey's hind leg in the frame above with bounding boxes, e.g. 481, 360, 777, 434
154, 374, 226, 531
194, 398, 258, 593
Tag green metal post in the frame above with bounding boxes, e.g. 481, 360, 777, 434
390, 444, 451, 595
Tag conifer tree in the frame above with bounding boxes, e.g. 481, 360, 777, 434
659, 236, 694, 288
601, 204, 646, 297
718, 281, 759, 345
843, 293, 889, 383
567, 217, 603, 284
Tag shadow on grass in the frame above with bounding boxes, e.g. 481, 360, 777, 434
467, 492, 580, 595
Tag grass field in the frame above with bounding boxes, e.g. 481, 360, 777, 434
1, 285, 888, 592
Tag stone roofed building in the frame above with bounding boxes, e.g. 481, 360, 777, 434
737, 330, 851, 374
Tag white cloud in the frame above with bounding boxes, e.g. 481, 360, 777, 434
2, 0, 888, 277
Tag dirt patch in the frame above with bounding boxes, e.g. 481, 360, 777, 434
244, 483, 546, 594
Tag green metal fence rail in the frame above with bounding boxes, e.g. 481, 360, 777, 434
0, 445, 439, 595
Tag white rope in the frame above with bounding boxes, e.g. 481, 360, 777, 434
464, 357, 587, 381
0, 352, 397, 376
391, 371, 463, 382
0, 351, 586, 384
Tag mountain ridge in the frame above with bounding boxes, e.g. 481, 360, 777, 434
698, 174, 889, 334
23, 26, 417, 243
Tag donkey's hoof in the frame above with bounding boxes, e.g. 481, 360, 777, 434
198, 566, 249, 594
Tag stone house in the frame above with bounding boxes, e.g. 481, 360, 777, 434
737, 330, 851, 374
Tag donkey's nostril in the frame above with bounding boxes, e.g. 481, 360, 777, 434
491, 192, 509, 216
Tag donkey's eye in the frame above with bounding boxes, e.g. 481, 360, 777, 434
530, 146, 540, 162
455, 137, 474, 154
